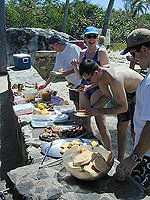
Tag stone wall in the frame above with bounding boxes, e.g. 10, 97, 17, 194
34, 51, 56, 80
0, 75, 28, 178
6, 28, 73, 67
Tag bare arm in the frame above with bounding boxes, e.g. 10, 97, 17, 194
116, 121, 150, 175
62, 68, 75, 77
98, 49, 109, 66
39, 73, 57, 89
45, 73, 57, 86
92, 83, 112, 108
71, 50, 86, 79
71, 59, 81, 79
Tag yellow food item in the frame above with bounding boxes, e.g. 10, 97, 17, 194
67, 161, 82, 170
83, 162, 97, 174
35, 103, 46, 110
70, 140, 80, 146
73, 150, 93, 166
90, 140, 99, 147
60, 142, 70, 149
33, 107, 41, 114
66, 147, 112, 176
40, 108, 49, 114
60, 140, 81, 154
78, 146, 87, 153
60, 147, 68, 154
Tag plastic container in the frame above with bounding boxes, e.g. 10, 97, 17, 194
23, 89, 38, 102
41, 91, 51, 101
13, 53, 31, 69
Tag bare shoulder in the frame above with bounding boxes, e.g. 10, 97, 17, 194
98, 48, 108, 53
80, 49, 86, 54
79, 49, 86, 59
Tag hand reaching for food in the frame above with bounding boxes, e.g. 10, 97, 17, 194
71, 59, 80, 69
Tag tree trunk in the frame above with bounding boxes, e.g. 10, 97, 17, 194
101, 0, 115, 36
0, 0, 7, 74
62, 0, 70, 33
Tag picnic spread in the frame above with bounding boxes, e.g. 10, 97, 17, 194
5, 66, 146, 199
12, 82, 114, 180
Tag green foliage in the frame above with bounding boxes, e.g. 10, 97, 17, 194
5, 0, 150, 46
109, 43, 127, 51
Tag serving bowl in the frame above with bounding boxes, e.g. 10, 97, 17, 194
63, 145, 114, 181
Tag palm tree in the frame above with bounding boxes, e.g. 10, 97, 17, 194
62, 0, 70, 33
123, 0, 150, 15
101, 0, 115, 36
131, 0, 150, 16
0, 0, 7, 74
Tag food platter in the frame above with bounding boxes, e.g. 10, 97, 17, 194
50, 71, 63, 76
39, 124, 79, 142
54, 105, 74, 114
74, 110, 90, 117
31, 113, 69, 127
40, 138, 92, 158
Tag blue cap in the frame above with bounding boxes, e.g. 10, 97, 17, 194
84, 26, 99, 35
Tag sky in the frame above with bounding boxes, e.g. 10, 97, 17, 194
91, 0, 124, 10
4, 0, 125, 10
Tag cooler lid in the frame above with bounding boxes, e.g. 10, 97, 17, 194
13, 53, 31, 58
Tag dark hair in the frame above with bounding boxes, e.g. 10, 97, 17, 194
79, 59, 99, 76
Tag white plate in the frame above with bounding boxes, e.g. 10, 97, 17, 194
74, 112, 90, 117
50, 71, 63, 75
54, 105, 74, 114
31, 119, 78, 128
40, 138, 92, 158
54, 114, 68, 123
31, 113, 67, 121
31, 119, 54, 128
32, 114, 53, 121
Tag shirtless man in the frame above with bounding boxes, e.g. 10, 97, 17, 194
78, 59, 143, 161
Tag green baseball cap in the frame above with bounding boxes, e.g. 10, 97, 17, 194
121, 28, 150, 55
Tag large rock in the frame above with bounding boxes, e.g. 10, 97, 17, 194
6, 28, 74, 67
7, 160, 147, 200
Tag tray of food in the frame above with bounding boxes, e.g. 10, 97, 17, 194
39, 124, 81, 141
39, 126, 62, 142
40, 138, 98, 158
31, 113, 69, 128
62, 125, 90, 138
54, 105, 74, 114
34, 102, 55, 112
50, 71, 63, 76
74, 109, 90, 117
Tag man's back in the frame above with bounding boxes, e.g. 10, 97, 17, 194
105, 65, 143, 93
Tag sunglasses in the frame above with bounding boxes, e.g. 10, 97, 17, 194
130, 47, 141, 57
85, 34, 98, 39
